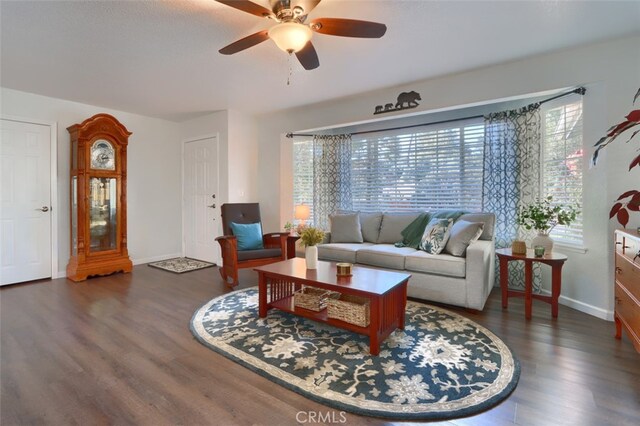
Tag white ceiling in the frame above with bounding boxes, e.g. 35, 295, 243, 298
1, 0, 639, 121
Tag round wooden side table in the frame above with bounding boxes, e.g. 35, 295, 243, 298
496, 248, 568, 319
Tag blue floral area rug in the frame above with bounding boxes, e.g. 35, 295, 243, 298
190, 288, 519, 420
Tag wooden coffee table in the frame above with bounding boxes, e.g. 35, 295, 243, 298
254, 258, 411, 355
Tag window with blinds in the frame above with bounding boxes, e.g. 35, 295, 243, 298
542, 97, 583, 246
292, 139, 314, 224
293, 120, 485, 218
351, 119, 485, 212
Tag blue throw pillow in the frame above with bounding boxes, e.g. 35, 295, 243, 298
230, 222, 264, 251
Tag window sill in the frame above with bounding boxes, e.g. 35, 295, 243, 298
553, 243, 587, 254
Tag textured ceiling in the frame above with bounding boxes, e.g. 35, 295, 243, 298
1, 0, 639, 121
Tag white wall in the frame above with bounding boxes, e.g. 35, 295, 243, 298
1, 88, 183, 274
227, 109, 258, 203
256, 35, 640, 320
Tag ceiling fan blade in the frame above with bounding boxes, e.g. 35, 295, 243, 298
295, 41, 319, 70
310, 18, 387, 38
219, 30, 270, 55
215, 0, 275, 19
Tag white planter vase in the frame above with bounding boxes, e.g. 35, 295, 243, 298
305, 245, 318, 269
532, 232, 554, 253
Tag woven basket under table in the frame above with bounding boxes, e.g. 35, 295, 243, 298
294, 286, 338, 312
327, 294, 371, 327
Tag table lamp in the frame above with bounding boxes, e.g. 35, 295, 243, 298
294, 204, 310, 226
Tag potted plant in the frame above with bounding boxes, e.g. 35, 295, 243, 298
592, 88, 640, 227
283, 221, 294, 233
516, 196, 580, 252
299, 227, 325, 269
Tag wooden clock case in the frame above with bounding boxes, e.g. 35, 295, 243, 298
66, 113, 132, 282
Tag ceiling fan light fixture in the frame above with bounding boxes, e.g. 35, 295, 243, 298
268, 22, 312, 53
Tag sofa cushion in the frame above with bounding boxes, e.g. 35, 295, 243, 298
356, 245, 417, 270
444, 220, 484, 257
318, 243, 374, 263
359, 212, 383, 243
459, 213, 495, 241
336, 210, 383, 243
377, 213, 422, 244
419, 218, 453, 254
405, 251, 466, 278
329, 213, 363, 243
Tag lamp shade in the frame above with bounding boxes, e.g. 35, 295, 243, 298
294, 204, 310, 221
268, 22, 313, 53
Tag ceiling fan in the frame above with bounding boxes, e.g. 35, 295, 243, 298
215, 0, 387, 70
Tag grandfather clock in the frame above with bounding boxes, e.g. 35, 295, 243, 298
66, 113, 132, 281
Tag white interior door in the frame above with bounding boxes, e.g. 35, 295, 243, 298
183, 136, 220, 263
1, 119, 52, 285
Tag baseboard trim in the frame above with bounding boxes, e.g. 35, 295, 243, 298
540, 288, 613, 321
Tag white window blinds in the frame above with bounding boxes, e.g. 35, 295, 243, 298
542, 97, 584, 246
350, 119, 485, 212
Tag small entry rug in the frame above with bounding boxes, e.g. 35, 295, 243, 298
148, 257, 215, 274
190, 288, 520, 420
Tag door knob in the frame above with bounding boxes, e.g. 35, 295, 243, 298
36, 206, 49, 212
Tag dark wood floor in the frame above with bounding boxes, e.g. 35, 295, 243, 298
1, 264, 639, 426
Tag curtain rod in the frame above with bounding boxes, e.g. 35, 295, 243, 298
286, 87, 586, 139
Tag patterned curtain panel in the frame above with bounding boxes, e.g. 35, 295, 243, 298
312, 134, 353, 230
482, 104, 542, 290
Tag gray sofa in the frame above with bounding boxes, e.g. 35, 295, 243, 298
297, 212, 495, 310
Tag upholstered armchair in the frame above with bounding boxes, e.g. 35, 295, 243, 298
216, 203, 288, 288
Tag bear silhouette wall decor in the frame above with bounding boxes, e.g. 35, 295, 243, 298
374, 91, 422, 115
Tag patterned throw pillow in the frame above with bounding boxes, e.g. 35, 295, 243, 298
419, 218, 454, 254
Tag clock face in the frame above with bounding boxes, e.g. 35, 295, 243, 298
91, 140, 115, 170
